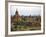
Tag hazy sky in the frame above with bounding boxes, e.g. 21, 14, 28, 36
10, 5, 41, 16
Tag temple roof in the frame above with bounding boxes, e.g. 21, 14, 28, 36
15, 9, 19, 15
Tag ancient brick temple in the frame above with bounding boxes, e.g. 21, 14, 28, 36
11, 9, 32, 23
15, 10, 20, 18
13, 9, 21, 22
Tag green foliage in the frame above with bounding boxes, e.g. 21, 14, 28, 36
11, 16, 41, 31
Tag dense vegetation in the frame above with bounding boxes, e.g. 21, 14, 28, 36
11, 15, 41, 31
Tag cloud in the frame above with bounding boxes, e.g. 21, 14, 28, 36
10, 5, 41, 16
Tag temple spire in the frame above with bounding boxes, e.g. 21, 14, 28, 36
15, 9, 19, 16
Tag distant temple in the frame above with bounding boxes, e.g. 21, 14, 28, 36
15, 10, 20, 18
13, 9, 21, 22
15, 10, 20, 16
11, 9, 33, 23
